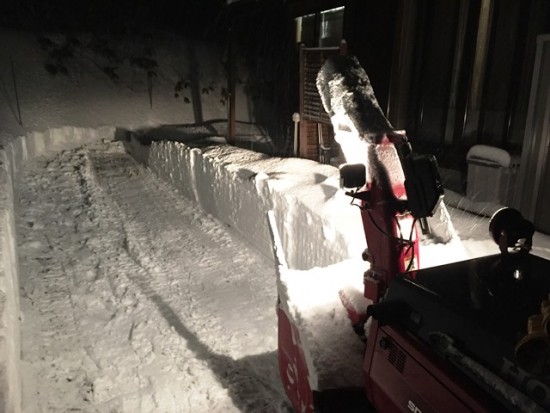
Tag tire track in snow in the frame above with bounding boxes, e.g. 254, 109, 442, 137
84, 143, 289, 412
18, 153, 121, 412
18, 142, 290, 413
87, 146, 275, 341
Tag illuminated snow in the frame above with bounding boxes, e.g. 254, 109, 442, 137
2, 27, 550, 413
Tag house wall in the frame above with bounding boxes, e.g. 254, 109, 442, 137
397, 0, 549, 156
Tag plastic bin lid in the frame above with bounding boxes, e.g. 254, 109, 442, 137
466, 145, 515, 168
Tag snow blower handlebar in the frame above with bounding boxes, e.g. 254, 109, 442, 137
375, 132, 444, 222
340, 133, 443, 221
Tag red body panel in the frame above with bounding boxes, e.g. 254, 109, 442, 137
277, 305, 314, 413
364, 321, 501, 413
360, 137, 419, 303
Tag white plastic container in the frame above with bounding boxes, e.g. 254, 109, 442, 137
466, 145, 519, 205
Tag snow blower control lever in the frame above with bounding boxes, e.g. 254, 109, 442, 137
340, 134, 443, 230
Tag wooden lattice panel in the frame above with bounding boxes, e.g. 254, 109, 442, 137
300, 47, 340, 123
298, 44, 345, 161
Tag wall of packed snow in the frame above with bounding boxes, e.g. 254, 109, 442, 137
143, 139, 365, 270
0, 126, 113, 413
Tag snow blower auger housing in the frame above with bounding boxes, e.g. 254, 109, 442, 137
269, 53, 550, 413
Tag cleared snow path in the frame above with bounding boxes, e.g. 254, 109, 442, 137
17, 142, 289, 413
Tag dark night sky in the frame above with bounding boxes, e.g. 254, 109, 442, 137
0, 0, 227, 38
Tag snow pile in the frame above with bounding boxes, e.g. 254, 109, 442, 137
267, 210, 368, 393
142, 138, 366, 270
277, 259, 369, 390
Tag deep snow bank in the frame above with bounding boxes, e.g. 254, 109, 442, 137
0, 126, 113, 413
143, 139, 366, 270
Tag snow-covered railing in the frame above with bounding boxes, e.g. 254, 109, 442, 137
0, 126, 113, 413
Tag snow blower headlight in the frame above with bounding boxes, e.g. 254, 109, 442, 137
339, 163, 366, 189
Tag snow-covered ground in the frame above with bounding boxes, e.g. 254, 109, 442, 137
17, 142, 288, 412
1, 28, 550, 413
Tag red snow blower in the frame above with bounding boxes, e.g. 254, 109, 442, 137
268, 54, 550, 413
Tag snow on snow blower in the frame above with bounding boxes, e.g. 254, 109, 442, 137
268, 54, 550, 413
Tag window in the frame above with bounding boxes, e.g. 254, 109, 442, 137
295, 6, 344, 47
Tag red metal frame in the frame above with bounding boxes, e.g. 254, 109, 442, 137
360, 135, 419, 303
364, 321, 502, 413
277, 305, 315, 413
